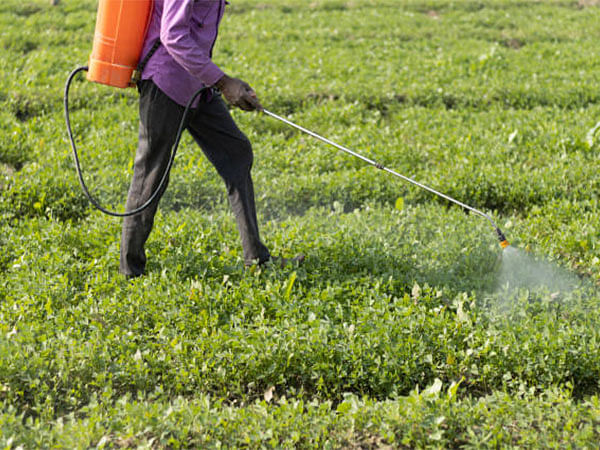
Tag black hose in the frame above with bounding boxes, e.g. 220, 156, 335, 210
64, 66, 207, 217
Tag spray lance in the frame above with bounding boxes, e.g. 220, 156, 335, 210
260, 110, 510, 249
64, 0, 510, 249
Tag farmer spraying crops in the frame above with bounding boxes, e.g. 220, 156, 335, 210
65, 0, 506, 276
119, 0, 302, 277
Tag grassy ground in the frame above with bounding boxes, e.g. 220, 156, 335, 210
1, 0, 600, 447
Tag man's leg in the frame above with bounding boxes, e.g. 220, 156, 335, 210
120, 81, 184, 276
187, 94, 270, 266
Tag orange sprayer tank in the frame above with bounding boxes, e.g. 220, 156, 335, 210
87, 0, 154, 88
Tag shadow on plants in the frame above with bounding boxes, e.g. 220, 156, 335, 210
311, 235, 499, 296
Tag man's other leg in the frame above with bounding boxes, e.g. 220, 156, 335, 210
120, 81, 184, 276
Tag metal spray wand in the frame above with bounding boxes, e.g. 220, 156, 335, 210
262, 109, 510, 249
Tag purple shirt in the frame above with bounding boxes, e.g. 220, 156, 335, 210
141, 0, 227, 106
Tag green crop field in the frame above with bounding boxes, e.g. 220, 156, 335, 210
2, 0, 600, 447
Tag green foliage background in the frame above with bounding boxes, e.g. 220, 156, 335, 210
1, 0, 600, 447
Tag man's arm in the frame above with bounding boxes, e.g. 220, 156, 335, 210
160, 0, 224, 86
161, 0, 262, 111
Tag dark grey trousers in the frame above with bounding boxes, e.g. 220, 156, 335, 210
120, 80, 270, 276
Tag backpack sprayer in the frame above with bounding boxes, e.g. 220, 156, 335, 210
64, 0, 509, 248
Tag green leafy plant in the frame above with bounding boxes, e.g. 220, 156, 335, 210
1, 0, 599, 447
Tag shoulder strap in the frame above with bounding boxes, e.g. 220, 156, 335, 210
131, 40, 161, 84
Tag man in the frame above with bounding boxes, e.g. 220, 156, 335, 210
120, 0, 300, 277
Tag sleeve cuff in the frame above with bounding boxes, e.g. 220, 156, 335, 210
202, 63, 225, 87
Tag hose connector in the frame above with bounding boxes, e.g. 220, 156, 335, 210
496, 227, 510, 249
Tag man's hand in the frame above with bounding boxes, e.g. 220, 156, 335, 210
215, 75, 263, 111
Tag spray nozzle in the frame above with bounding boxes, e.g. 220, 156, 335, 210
495, 227, 510, 249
